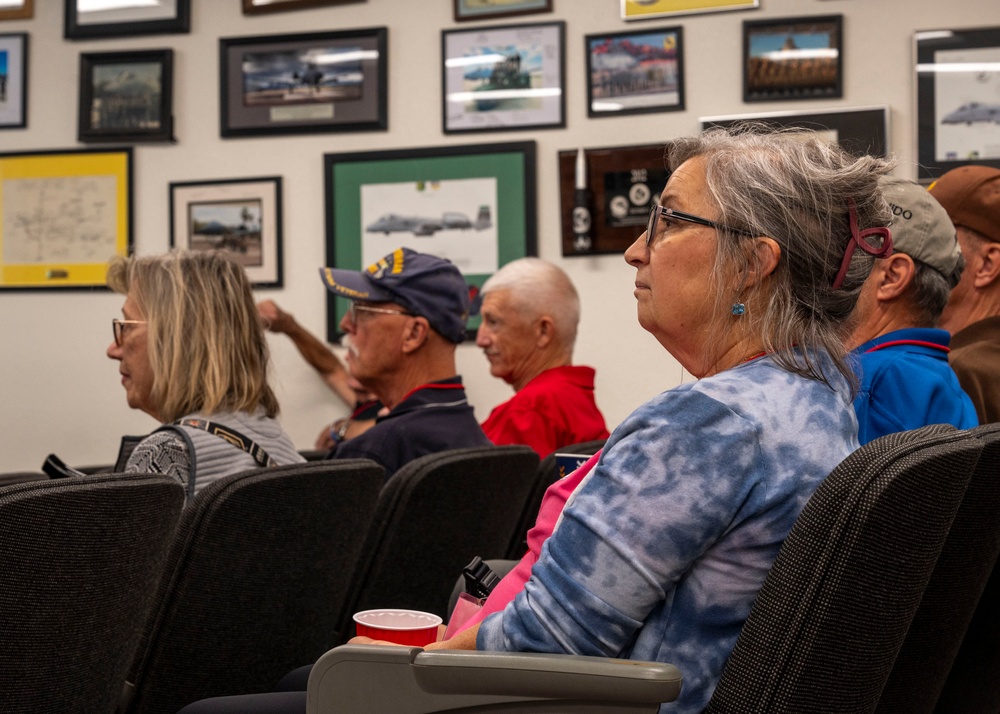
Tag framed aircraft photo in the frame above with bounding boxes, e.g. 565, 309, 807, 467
169, 177, 284, 289
0, 33, 28, 130
585, 26, 685, 118
915, 25, 1000, 181
323, 141, 537, 341
219, 27, 387, 138
78, 49, 174, 143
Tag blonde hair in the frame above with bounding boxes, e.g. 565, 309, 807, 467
107, 250, 279, 422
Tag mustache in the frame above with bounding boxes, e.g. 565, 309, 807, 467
341, 335, 359, 359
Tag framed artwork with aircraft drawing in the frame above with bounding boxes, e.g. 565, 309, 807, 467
322, 141, 537, 341
915, 25, 1000, 181
219, 27, 387, 137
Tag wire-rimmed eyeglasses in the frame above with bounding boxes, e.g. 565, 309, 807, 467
347, 303, 415, 324
112, 318, 146, 347
645, 204, 757, 247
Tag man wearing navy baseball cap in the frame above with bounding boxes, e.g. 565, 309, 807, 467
318, 247, 490, 479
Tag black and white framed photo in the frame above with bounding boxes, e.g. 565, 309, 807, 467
220, 28, 388, 138
915, 26, 1000, 182
0, 32, 28, 130
442, 21, 565, 134
64, 0, 190, 41
453, 0, 553, 22
743, 15, 843, 102
585, 26, 684, 118
78, 49, 173, 143
169, 177, 284, 289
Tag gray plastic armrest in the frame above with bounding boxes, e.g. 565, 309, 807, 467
307, 644, 682, 714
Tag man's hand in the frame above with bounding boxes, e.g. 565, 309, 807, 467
257, 299, 295, 334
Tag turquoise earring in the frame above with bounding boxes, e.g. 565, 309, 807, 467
731, 303, 746, 316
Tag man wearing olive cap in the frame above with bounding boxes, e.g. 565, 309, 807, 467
930, 165, 1000, 424
847, 175, 978, 444
319, 247, 490, 479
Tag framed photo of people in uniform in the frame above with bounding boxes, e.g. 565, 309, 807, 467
915, 25, 1000, 182
441, 21, 565, 134
322, 141, 537, 341
585, 26, 684, 118
219, 27, 388, 137
78, 49, 174, 143
742, 15, 843, 102
169, 177, 284, 289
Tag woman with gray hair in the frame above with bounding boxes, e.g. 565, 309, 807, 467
106, 250, 303, 501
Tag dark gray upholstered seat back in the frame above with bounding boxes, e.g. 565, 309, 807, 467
876, 422, 1000, 713
0, 470, 48, 486
336, 445, 539, 639
0, 473, 184, 714
122, 459, 383, 714
705, 424, 982, 714
507, 438, 606, 559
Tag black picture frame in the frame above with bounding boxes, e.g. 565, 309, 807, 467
323, 141, 537, 341
585, 26, 684, 118
64, 0, 190, 41
219, 28, 388, 138
0, 32, 28, 130
441, 21, 565, 135
700, 105, 890, 159
169, 176, 284, 289
78, 49, 173, 144
743, 15, 843, 102
915, 26, 1000, 182
242, 0, 364, 14
453, 0, 553, 22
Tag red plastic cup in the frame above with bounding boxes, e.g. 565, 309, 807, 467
353, 608, 443, 646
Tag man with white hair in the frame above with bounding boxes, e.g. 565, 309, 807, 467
476, 257, 609, 457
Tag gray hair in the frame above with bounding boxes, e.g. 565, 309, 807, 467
668, 126, 894, 388
481, 257, 581, 350
909, 256, 964, 327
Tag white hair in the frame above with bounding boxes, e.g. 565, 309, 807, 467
481, 258, 581, 350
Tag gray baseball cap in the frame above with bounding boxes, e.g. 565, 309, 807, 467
879, 176, 962, 286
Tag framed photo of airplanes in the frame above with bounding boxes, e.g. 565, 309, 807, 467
169, 176, 284, 288
915, 26, 1000, 181
323, 141, 538, 341
219, 27, 387, 138
441, 21, 565, 134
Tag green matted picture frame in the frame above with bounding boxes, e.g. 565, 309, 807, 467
323, 141, 537, 342
0, 147, 132, 291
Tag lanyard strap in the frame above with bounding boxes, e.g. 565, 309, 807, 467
174, 418, 275, 468
863, 339, 950, 354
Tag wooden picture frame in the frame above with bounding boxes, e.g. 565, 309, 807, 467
442, 21, 565, 134
453, 0, 553, 22
0, 32, 28, 129
915, 25, 1000, 181
743, 15, 843, 102
220, 28, 388, 137
0, 0, 33, 21
169, 177, 284, 289
64, 0, 190, 41
0, 148, 132, 290
586, 26, 684, 118
78, 49, 173, 144
323, 141, 537, 341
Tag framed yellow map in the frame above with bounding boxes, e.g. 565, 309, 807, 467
622, 0, 757, 21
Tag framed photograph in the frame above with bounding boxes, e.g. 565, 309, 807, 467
220, 28, 388, 138
453, 0, 552, 22
64, 0, 190, 41
442, 21, 565, 134
700, 105, 890, 159
78, 49, 173, 144
243, 0, 364, 14
558, 143, 669, 256
0, 32, 28, 129
743, 15, 843, 102
0, 0, 33, 21
915, 26, 1000, 182
169, 177, 283, 288
622, 0, 757, 21
586, 26, 684, 118
323, 141, 537, 341
0, 148, 132, 291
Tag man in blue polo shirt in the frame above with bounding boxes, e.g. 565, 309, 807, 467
848, 176, 978, 444
318, 247, 490, 479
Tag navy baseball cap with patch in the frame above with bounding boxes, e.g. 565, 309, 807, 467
319, 247, 471, 343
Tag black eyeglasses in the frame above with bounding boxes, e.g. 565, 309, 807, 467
112, 318, 146, 347
347, 303, 415, 324
645, 204, 756, 247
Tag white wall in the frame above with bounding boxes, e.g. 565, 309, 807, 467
0, 0, 991, 471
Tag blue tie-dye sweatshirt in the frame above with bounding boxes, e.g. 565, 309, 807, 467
477, 352, 859, 713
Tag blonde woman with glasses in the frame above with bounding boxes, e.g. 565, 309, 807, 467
107, 250, 303, 501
